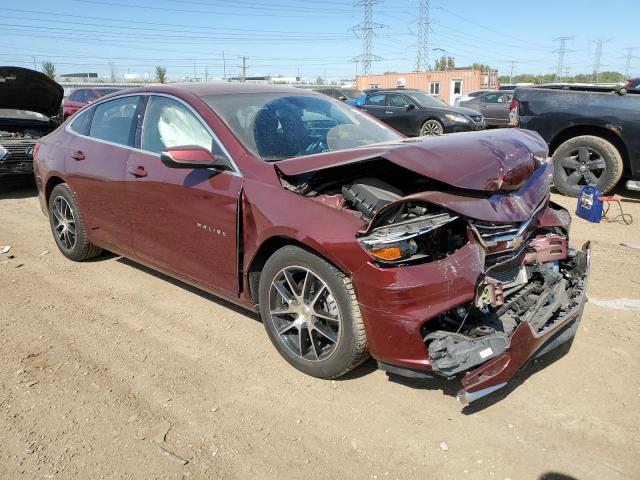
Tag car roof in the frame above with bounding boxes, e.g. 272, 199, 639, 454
363, 88, 422, 94
130, 82, 312, 97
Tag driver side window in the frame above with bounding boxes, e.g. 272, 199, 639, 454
387, 94, 410, 108
141, 96, 220, 155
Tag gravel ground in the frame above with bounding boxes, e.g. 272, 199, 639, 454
1, 176, 639, 480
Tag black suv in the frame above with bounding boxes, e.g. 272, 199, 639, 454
349, 88, 484, 136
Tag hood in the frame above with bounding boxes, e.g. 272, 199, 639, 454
277, 128, 548, 192
0, 66, 64, 117
446, 105, 483, 117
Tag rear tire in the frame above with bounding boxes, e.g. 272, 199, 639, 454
258, 245, 368, 379
48, 183, 103, 261
552, 135, 623, 196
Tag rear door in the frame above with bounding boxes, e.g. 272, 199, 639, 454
360, 93, 387, 119
481, 92, 511, 125
63, 94, 142, 252
125, 94, 242, 294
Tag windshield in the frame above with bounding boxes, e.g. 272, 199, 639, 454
204, 93, 402, 161
0, 109, 49, 121
406, 92, 447, 108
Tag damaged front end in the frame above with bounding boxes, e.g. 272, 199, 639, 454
276, 130, 591, 404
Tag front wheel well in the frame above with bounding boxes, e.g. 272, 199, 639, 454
246, 236, 349, 306
549, 125, 629, 172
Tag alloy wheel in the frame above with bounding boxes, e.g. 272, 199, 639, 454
557, 146, 606, 187
52, 196, 77, 251
421, 120, 442, 136
268, 266, 341, 362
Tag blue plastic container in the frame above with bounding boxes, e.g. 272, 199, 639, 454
575, 184, 603, 223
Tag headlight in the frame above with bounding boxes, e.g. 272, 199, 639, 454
445, 113, 471, 123
358, 208, 465, 264
0, 145, 8, 160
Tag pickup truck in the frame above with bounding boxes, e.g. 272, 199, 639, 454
509, 84, 640, 196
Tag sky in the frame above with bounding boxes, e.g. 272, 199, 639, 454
0, 0, 637, 81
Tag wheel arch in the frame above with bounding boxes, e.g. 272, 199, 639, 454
246, 235, 351, 306
549, 125, 630, 174
45, 175, 66, 207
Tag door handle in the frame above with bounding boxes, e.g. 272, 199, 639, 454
128, 166, 148, 178
71, 150, 85, 161
385, 111, 394, 114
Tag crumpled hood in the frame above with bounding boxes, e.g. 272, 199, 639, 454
0, 66, 63, 118
276, 128, 548, 192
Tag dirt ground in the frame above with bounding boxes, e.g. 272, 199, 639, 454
1, 175, 639, 480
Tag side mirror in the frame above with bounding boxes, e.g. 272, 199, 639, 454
405, 104, 415, 111
338, 96, 347, 101
161, 145, 218, 169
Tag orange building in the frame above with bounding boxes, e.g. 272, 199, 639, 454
355, 68, 499, 105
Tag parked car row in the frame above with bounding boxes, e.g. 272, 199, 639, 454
345, 88, 485, 136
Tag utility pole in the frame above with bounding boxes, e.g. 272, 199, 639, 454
239, 56, 248, 82
351, 0, 384, 75
193, 63, 197, 81
32, 56, 37, 70
591, 38, 609, 83
222, 51, 227, 80
414, 0, 430, 72
554, 37, 572, 82
509, 60, 517, 84
624, 47, 635, 78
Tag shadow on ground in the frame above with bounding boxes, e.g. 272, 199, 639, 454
0, 175, 38, 200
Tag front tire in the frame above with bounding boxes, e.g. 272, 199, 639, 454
420, 119, 444, 136
258, 245, 368, 379
48, 183, 103, 261
552, 135, 623, 196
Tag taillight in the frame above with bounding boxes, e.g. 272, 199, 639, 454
33, 142, 41, 160
508, 99, 519, 127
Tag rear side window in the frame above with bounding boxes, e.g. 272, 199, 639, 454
69, 108, 93, 135
365, 94, 385, 106
89, 96, 140, 146
69, 90, 85, 102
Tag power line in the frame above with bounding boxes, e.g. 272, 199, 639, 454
414, 0, 430, 72
351, 0, 384, 75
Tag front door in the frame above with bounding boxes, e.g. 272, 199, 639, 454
481, 92, 512, 126
126, 94, 242, 295
383, 93, 415, 135
449, 80, 463, 105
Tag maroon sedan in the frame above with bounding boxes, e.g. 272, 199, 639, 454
33, 83, 590, 404
62, 87, 121, 119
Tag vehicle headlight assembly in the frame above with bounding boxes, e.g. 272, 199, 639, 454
445, 113, 471, 123
358, 210, 463, 264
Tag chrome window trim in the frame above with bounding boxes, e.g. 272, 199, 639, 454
64, 91, 242, 176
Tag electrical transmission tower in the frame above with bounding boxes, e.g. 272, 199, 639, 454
351, 0, 384, 75
553, 37, 572, 82
624, 47, 636, 78
414, 0, 430, 72
591, 39, 609, 83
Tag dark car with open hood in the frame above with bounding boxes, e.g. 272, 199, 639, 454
0, 67, 63, 177
33, 83, 590, 405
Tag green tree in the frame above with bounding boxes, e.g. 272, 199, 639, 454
471, 63, 491, 71
41, 61, 56, 79
434, 55, 455, 71
155, 65, 167, 84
